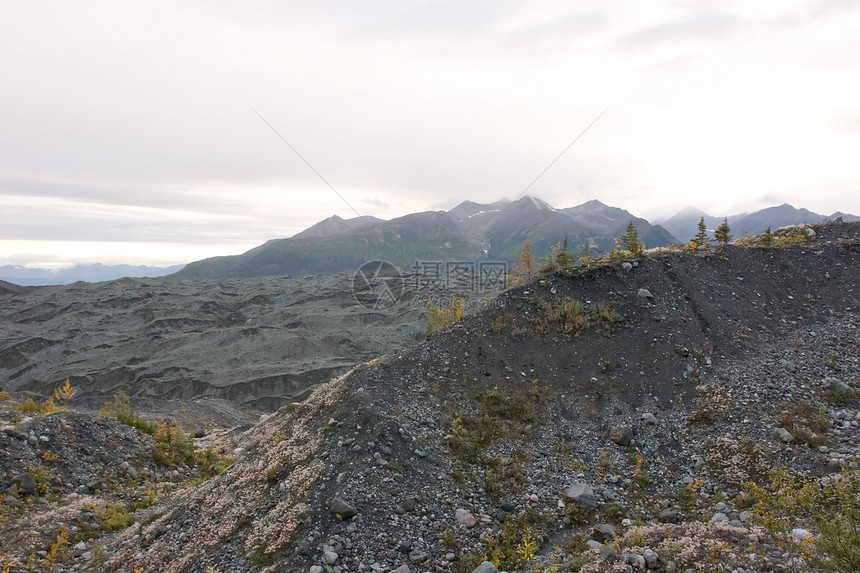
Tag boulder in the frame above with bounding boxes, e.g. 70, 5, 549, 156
331, 497, 357, 520
565, 482, 598, 509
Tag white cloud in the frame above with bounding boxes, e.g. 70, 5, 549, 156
1, 1, 858, 265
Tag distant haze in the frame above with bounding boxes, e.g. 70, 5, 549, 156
2, 2, 859, 268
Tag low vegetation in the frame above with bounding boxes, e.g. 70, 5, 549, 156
425, 295, 466, 335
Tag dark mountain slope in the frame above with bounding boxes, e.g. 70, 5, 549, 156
178, 210, 483, 278
562, 199, 679, 248
733, 203, 824, 236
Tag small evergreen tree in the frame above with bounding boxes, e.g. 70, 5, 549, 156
555, 236, 572, 267
691, 217, 710, 248
760, 226, 774, 249
714, 217, 732, 244
620, 221, 645, 256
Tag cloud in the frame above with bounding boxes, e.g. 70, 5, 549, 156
0, 1, 858, 266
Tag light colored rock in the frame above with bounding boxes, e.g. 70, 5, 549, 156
774, 427, 795, 443
637, 288, 653, 299
471, 561, 500, 573
643, 548, 658, 568
565, 482, 598, 509
455, 508, 477, 527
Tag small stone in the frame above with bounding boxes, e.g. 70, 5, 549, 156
623, 553, 646, 570
621, 262, 633, 272
331, 497, 357, 520
609, 427, 634, 446
710, 512, 729, 524
11, 473, 37, 494
119, 461, 130, 471
658, 508, 682, 524
323, 550, 338, 564
565, 482, 598, 509
471, 562, 500, 573
455, 508, 477, 527
643, 548, 659, 568
774, 427, 795, 444
310, 566, 324, 573
408, 550, 427, 564
792, 528, 812, 544
27, 435, 38, 446
641, 413, 658, 425
593, 523, 616, 543
621, 518, 633, 527
637, 288, 653, 299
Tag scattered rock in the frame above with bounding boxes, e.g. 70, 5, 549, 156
774, 427, 795, 443
331, 497, 357, 520
566, 482, 599, 508
609, 426, 634, 446
637, 288, 653, 299
455, 508, 477, 527
593, 523, 616, 543
11, 472, 36, 494
471, 561, 500, 573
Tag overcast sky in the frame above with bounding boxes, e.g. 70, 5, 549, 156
2, 1, 859, 267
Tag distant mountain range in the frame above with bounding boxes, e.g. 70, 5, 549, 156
175, 197, 681, 279
655, 203, 858, 244
4, 198, 856, 285
0, 263, 183, 286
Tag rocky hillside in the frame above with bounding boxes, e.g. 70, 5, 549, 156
1, 222, 858, 573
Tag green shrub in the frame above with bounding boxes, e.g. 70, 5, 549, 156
96, 502, 135, 532
100, 393, 157, 435
152, 422, 195, 467
426, 296, 465, 335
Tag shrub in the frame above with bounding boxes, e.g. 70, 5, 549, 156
152, 422, 195, 467
776, 402, 830, 447
100, 393, 157, 435
95, 502, 135, 532
540, 237, 573, 272
425, 296, 465, 335
745, 469, 860, 572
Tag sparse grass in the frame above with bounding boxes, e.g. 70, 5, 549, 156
776, 402, 830, 447
532, 296, 590, 335
0, 391, 13, 402
101, 393, 158, 435
93, 502, 135, 532
735, 225, 816, 249
688, 384, 731, 424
